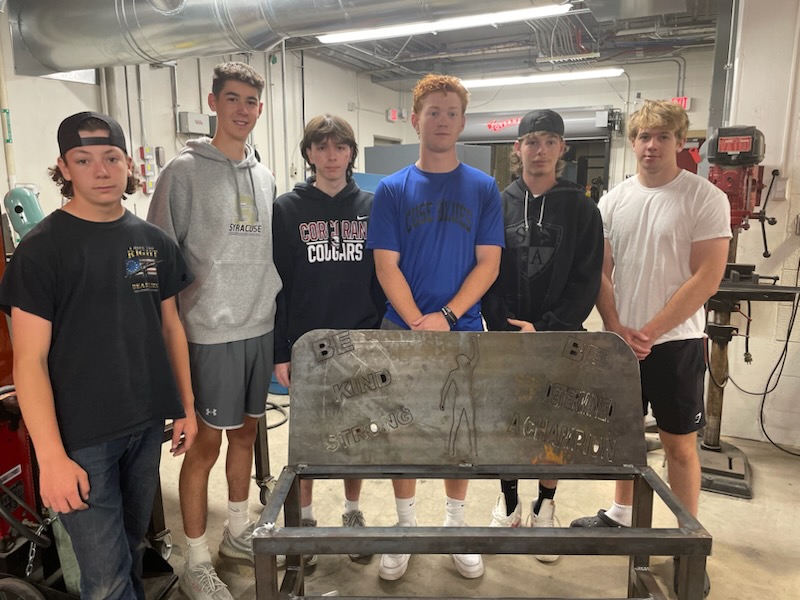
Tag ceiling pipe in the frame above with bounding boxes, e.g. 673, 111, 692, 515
7, 0, 544, 75
0, 46, 17, 190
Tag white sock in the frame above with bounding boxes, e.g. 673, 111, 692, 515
395, 496, 416, 526
227, 500, 250, 537
344, 499, 359, 514
301, 504, 315, 521
445, 496, 466, 526
186, 532, 212, 567
606, 501, 632, 527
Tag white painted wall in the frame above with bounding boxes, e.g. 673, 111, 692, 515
1, 3, 799, 447
717, 0, 800, 447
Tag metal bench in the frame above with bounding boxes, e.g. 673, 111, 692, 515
253, 330, 711, 600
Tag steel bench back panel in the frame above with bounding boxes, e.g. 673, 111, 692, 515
287, 330, 646, 468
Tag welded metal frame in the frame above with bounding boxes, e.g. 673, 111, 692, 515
254, 464, 711, 600
253, 330, 711, 600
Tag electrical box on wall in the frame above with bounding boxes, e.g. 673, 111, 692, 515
139, 146, 157, 194
178, 112, 211, 135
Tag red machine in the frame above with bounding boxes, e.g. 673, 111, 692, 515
707, 125, 775, 235
0, 221, 36, 552
0, 395, 37, 551
0, 229, 47, 576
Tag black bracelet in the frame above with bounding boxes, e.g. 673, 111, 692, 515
441, 305, 458, 328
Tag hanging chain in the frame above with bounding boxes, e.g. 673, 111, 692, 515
23, 515, 57, 578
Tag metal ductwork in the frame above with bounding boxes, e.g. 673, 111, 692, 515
8, 0, 543, 76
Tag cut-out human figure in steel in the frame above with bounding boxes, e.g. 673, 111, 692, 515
440, 336, 480, 456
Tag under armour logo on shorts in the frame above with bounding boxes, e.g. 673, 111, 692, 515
206, 408, 218, 416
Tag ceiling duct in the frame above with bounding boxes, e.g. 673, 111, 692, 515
585, 0, 688, 22
8, 0, 542, 76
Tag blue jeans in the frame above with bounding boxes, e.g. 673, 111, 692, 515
58, 421, 163, 600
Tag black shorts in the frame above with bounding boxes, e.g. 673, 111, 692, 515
640, 338, 706, 435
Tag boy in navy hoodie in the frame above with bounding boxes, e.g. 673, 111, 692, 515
272, 113, 384, 567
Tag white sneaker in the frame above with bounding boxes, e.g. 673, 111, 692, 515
378, 521, 414, 581
180, 561, 234, 600
446, 520, 484, 579
488, 494, 522, 528
528, 498, 560, 563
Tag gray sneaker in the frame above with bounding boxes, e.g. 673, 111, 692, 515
276, 518, 318, 569
342, 510, 372, 562
179, 561, 233, 600
219, 520, 256, 564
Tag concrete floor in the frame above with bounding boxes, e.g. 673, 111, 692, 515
157, 395, 800, 600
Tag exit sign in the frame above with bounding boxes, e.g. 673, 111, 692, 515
671, 96, 691, 110
386, 108, 399, 122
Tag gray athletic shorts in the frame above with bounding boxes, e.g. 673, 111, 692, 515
188, 331, 274, 429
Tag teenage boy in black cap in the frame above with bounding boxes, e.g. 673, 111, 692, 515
0, 112, 196, 599
482, 109, 603, 562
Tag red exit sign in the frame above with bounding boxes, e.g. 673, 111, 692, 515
671, 96, 691, 110
718, 136, 753, 153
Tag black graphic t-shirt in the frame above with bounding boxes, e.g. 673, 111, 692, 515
0, 210, 193, 451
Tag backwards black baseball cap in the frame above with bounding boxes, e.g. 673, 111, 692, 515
518, 109, 565, 138
57, 111, 128, 157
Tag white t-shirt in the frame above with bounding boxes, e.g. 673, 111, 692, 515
599, 169, 731, 345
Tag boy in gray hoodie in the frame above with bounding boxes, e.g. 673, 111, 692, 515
148, 62, 281, 600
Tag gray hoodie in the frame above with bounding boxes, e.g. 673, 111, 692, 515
147, 137, 282, 344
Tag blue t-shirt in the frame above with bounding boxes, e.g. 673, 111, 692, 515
366, 163, 504, 331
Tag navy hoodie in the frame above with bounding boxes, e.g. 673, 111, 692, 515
482, 177, 603, 332
272, 178, 385, 363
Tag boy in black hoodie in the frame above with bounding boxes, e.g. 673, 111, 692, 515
482, 109, 603, 563
272, 114, 384, 566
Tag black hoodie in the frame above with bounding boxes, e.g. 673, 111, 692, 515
482, 177, 603, 332
272, 178, 385, 363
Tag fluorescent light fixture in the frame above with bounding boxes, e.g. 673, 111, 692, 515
462, 67, 625, 88
317, 5, 571, 44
